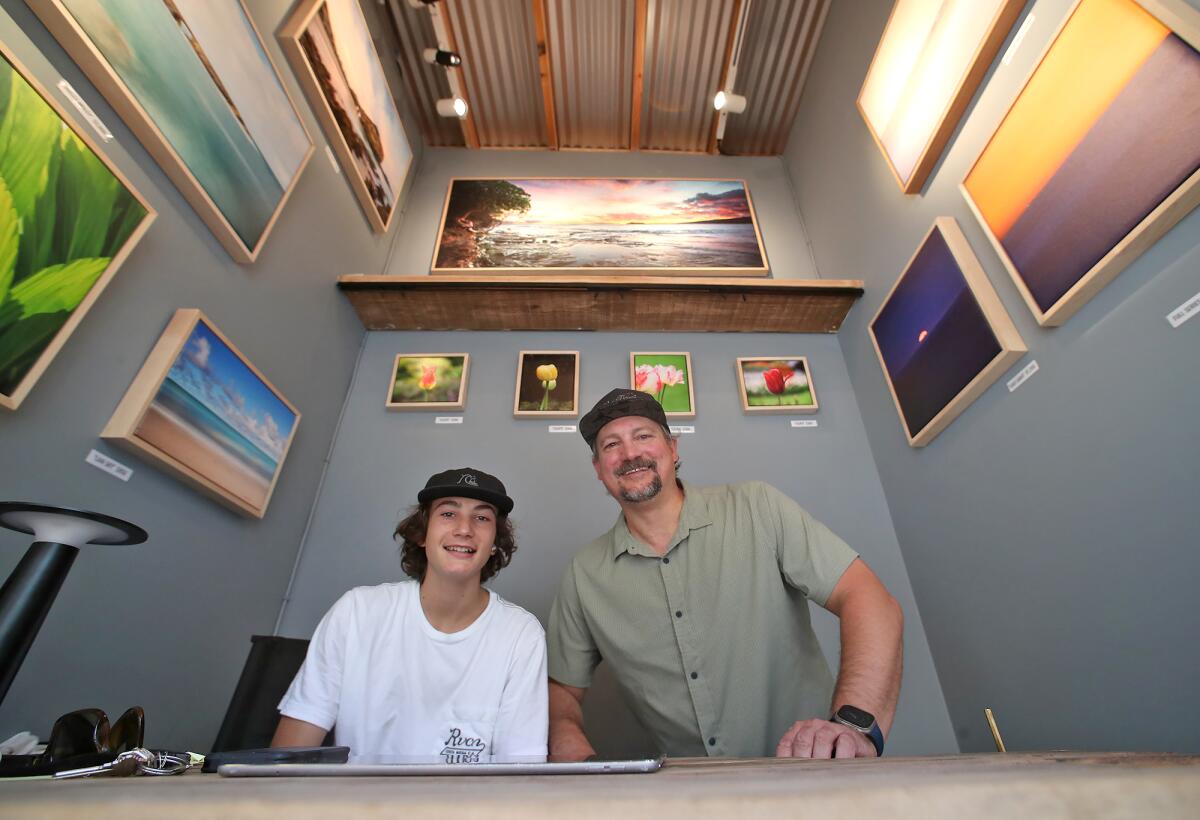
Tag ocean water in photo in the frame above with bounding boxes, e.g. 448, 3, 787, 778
477, 222, 764, 268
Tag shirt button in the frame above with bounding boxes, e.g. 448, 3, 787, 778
690, 672, 698, 680
662, 557, 670, 564
675, 610, 682, 618
708, 737, 716, 746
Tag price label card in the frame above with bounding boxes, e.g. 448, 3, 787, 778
86, 449, 132, 481
669, 425, 695, 435
58, 80, 112, 141
1167, 290, 1200, 328
1006, 360, 1039, 392
790, 420, 818, 428
434, 416, 463, 424
548, 425, 576, 433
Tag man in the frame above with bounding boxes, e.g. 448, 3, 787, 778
273, 468, 547, 762
548, 389, 903, 760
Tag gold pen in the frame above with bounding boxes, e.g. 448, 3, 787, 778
984, 708, 1006, 752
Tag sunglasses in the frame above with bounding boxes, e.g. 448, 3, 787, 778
0, 706, 144, 778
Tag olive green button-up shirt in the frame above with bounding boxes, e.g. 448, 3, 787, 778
548, 480, 858, 757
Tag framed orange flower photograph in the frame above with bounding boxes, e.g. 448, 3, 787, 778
513, 351, 579, 418
386, 354, 469, 411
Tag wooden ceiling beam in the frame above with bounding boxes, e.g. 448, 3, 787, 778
531, 0, 559, 149
629, 0, 647, 151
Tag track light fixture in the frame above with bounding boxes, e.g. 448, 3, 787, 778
713, 91, 747, 114
436, 97, 468, 118
423, 47, 462, 67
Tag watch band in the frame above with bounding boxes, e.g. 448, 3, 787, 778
830, 714, 885, 757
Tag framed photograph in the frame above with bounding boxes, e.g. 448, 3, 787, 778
961, 0, 1200, 326
27, 0, 313, 263
432, 178, 769, 276
386, 354, 469, 410
869, 218, 1026, 448
513, 351, 579, 418
735, 358, 819, 414
630, 352, 695, 418
279, 0, 413, 234
102, 310, 300, 518
0, 40, 155, 411
858, 0, 1025, 194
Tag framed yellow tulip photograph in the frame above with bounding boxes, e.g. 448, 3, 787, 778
513, 351, 579, 417
386, 354, 469, 411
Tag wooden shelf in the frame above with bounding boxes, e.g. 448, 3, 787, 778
337, 274, 864, 333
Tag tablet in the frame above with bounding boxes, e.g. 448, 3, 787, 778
218, 757, 662, 777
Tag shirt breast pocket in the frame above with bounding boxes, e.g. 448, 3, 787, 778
437, 709, 498, 764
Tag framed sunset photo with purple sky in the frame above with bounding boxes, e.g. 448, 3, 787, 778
432, 178, 768, 276
869, 218, 1026, 447
961, 0, 1200, 326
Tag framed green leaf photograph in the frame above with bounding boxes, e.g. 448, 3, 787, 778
0, 40, 155, 410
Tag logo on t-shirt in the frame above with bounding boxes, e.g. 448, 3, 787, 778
441, 727, 486, 764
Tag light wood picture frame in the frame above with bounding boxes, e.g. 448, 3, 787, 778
961, 0, 1200, 326
386, 353, 469, 411
630, 352, 696, 418
869, 217, 1026, 447
432, 178, 769, 276
0, 38, 155, 411
102, 309, 300, 518
513, 351, 580, 418
858, 0, 1025, 194
278, 0, 413, 234
735, 357, 819, 414
27, 0, 313, 263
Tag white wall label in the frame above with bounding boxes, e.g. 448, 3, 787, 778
1002, 13, 1035, 66
790, 419, 818, 428
57, 80, 112, 142
434, 416, 463, 424
1006, 359, 1039, 392
669, 425, 695, 435
1166, 290, 1200, 328
86, 449, 132, 481
548, 425, 576, 433
325, 144, 340, 173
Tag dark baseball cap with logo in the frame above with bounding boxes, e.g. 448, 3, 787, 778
579, 388, 669, 450
417, 467, 514, 515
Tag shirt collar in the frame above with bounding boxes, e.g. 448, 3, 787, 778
611, 481, 714, 559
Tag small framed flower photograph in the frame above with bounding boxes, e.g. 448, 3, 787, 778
513, 351, 580, 417
736, 357, 819, 414
386, 354, 469, 410
630, 352, 695, 418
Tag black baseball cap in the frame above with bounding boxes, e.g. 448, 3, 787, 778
579, 388, 669, 449
417, 467, 513, 515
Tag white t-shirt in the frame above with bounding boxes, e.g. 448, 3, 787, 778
278, 580, 548, 762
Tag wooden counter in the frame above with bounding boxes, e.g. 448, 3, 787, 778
2, 752, 1197, 819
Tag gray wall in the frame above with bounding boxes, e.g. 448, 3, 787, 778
0, 0, 418, 750
784, 0, 1200, 752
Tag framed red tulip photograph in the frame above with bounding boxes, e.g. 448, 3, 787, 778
386, 354, 469, 411
735, 357, 819, 414
513, 351, 580, 418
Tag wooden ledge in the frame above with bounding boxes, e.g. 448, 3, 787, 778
337, 274, 864, 333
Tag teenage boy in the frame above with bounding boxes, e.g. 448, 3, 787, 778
272, 468, 547, 762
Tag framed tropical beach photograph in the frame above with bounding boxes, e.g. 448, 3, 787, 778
869, 218, 1026, 448
736, 357, 819, 414
513, 351, 579, 418
27, 0, 313, 263
432, 178, 769, 276
0, 39, 155, 411
961, 0, 1200, 326
102, 310, 300, 518
279, 0, 413, 233
630, 352, 695, 418
386, 354, 469, 411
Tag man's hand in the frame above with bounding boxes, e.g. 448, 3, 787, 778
775, 718, 877, 759
548, 679, 596, 762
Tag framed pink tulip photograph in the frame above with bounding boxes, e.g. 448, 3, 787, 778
630, 352, 695, 418
513, 351, 580, 418
386, 354, 469, 410
736, 357, 819, 414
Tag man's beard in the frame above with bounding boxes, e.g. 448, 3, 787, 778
615, 457, 662, 503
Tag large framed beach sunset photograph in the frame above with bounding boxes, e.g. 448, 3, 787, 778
431, 178, 769, 276
103, 310, 300, 518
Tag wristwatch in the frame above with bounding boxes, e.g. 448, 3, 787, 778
831, 705, 885, 756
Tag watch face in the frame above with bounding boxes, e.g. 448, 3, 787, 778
836, 705, 875, 729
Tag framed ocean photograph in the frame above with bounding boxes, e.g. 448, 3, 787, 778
858, 0, 1025, 193
279, 0, 413, 234
513, 351, 579, 418
735, 357, 819, 414
0, 39, 155, 411
869, 218, 1026, 448
432, 178, 769, 276
102, 310, 300, 518
386, 354, 469, 411
961, 0, 1200, 326
630, 352, 695, 418
27, 0, 314, 263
